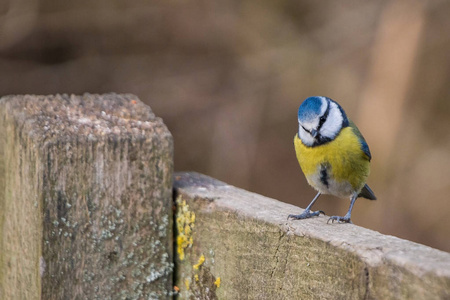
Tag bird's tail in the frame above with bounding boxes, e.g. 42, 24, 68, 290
358, 184, 377, 200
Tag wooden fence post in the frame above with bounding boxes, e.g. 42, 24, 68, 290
0, 94, 173, 299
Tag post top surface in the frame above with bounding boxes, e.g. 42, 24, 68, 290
0, 93, 170, 142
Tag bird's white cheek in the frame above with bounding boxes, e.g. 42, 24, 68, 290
299, 127, 315, 146
320, 108, 343, 139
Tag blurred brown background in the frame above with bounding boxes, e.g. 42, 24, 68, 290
1, 0, 449, 251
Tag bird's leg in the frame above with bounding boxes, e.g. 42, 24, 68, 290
327, 193, 357, 224
288, 192, 325, 220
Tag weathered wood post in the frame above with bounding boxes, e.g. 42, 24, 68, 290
0, 94, 173, 299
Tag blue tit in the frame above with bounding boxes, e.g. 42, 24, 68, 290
288, 96, 376, 224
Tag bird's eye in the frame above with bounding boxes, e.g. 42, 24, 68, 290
319, 116, 326, 127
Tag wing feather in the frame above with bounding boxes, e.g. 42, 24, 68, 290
348, 120, 372, 161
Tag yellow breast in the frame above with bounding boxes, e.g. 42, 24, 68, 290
294, 127, 370, 193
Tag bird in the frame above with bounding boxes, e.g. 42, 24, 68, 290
288, 96, 376, 224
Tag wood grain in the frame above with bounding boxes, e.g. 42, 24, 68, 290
174, 172, 450, 300
0, 94, 173, 299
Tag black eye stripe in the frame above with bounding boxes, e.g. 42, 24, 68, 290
317, 101, 330, 131
319, 116, 326, 125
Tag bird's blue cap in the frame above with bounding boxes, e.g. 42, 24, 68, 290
298, 96, 325, 122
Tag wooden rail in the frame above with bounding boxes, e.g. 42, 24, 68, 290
173, 172, 450, 300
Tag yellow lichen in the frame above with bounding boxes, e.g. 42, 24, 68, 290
176, 196, 195, 260
194, 274, 199, 282
214, 277, 221, 288
184, 224, 191, 235
193, 254, 205, 270
185, 278, 190, 290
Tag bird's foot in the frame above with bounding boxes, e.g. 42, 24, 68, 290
327, 216, 352, 224
288, 210, 325, 220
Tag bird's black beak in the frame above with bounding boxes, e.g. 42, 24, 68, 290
311, 129, 318, 138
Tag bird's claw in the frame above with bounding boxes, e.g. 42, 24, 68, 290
287, 210, 325, 220
327, 216, 352, 224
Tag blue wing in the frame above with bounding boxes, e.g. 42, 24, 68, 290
348, 120, 372, 161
